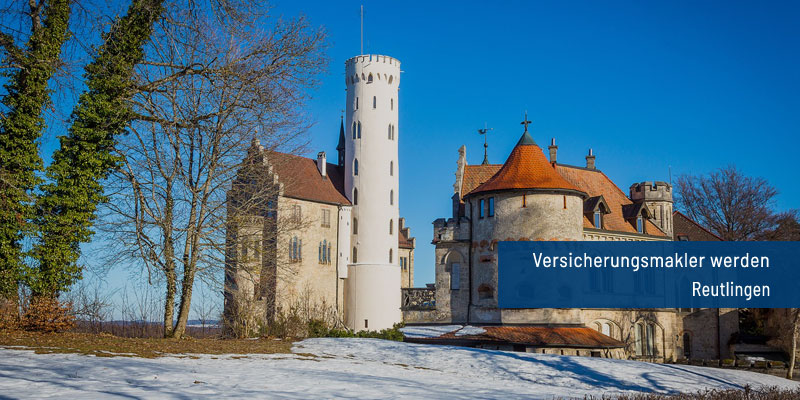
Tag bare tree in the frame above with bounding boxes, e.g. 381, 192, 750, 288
100, 0, 327, 338
675, 165, 781, 241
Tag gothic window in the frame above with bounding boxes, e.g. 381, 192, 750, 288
352, 121, 357, 139
450, 263, 460, 290
367, 73, 373, 83
390, 189, 393, 205
353, 217, 358, 234
635, 322, 656, 356
354, 159, 359, 176
389, 248, 393, 263
291, 236, 302, 261
352, 247, 358, 263
357, 121, 361, 138
373, 96, 376, 109
353, 188, 358, 205
594, 211, 602, 228
479, 199, 485, 219
602, 322, 611, 337
488, 197, 495, 217
389, 219, 393, 234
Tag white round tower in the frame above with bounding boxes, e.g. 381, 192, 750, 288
343, 54, 401, 331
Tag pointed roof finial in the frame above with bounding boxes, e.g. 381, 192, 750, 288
520, 111, 532, 133
478, 123, 493, 165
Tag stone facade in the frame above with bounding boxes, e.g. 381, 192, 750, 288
407, 131, 738, 362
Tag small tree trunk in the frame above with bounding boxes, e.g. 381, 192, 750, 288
170, 267, 195, 338
162, 267, 176, 337
788, 309, 800, 380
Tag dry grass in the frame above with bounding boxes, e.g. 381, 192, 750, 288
0, 330, 292, 358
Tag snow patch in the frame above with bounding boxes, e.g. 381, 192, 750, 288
454, 326, 486, 336
399, 324, 461, 338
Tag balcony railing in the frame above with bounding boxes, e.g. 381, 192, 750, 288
401, 288, 435, 311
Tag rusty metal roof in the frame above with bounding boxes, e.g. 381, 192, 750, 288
409, 326, 626, 349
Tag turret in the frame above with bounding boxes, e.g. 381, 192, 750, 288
630, 181, 673, 237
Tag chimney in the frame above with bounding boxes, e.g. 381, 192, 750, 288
317, 151, 327, 178
585, 148, 596, 170
548, 138, 558, 163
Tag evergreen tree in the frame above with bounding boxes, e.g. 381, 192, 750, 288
0, 0, 70, 300
30, 0, 163, 297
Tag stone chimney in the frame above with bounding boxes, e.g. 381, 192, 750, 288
548, 138, 558, 163
317, 151, 327, 178
585, 148, 596, 170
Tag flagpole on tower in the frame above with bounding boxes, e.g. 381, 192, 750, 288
360, 5, 364, 54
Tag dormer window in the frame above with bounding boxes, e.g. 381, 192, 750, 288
584, 195, 610, 229
594, 211, 602, 228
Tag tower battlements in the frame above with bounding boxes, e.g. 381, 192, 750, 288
629, 181, 673, 202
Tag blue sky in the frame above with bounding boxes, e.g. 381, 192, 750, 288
274, 0, 799, 286
24, 1, 797, 315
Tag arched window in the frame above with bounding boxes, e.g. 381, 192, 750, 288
353, 217, 358, 234
353, 188, 358, 205
602, 322, 611, 336
354, 159, 359, 176
367, 73, 373, 83
389, 219, 393, 234
388, 75, 393, 84
352, 247, 358, 263
390, 189, 393, 205
389, 248, 393, 263
290, 236, 302, 261
391, 98, 394, 110
322, 239, 327, 263
388, 124, 392, 139
373, 96, 376, 109
327, 243, 332, 264
352, 121, 357, 139
357, 122, 361, 139
355, 96, 359, 110
390, 161, 393, 176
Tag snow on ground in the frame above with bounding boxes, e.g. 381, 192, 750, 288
399, 324, 486, 338
1, 338, 797, 399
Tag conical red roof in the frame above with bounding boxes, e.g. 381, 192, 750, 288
468, 130, 585, 197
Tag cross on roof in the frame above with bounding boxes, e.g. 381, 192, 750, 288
520, 111, 532, 132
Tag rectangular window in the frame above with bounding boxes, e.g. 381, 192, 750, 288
450, 263, 460, 290
488, 197, 495, 217
293, 204, 302, 221
637, 217, 643, 233
321, 209, 331, 228
594, 211, 602, 228
478, 199, 485, 218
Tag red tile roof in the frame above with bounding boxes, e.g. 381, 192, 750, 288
673, 210, 722, 241
556, 165, 666, 237
409, 326, 625, 348
468, 132, 584, 197
461, 164, 501, 198
267, 152, 351, 205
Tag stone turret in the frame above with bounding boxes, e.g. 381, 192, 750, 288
630, 181, 673, 237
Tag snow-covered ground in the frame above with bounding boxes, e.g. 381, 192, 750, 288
1, 338, 797, 399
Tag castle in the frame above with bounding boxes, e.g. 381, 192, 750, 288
224, 55, 412, 333
224, 52, 738, 362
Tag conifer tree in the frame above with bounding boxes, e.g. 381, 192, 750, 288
0, 0, 70, 300
30, 0, 163, 297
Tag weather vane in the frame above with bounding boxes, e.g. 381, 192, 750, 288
478, 122, 493, 165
